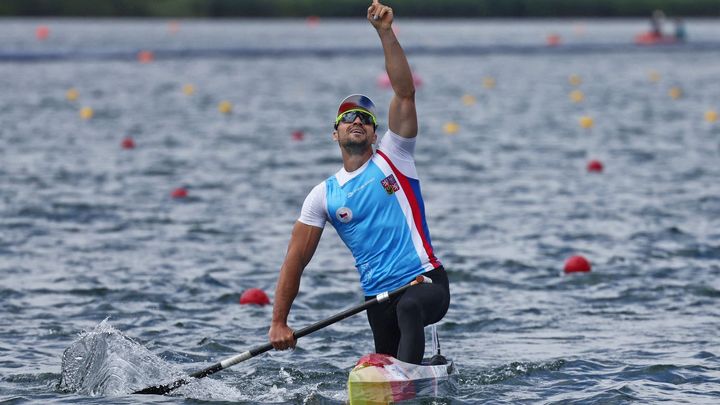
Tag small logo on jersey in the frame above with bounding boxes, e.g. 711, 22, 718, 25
381, 174, 400, 195
335, 207, 353, 223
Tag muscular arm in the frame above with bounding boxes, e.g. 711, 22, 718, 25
369, 1, 417, 138
268, 221, 323, 350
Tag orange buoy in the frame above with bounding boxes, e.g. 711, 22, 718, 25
137, 50, 154, 63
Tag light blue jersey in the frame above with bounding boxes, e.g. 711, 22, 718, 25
299, 130, 441, 295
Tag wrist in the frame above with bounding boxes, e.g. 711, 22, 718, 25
376, 26, 393, 35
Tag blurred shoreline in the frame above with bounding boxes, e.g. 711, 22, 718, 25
1, 0, 719, 18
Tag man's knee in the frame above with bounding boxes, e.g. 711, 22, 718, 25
396, 295, 423, 320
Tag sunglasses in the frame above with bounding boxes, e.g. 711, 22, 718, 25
336, 110, 377, 126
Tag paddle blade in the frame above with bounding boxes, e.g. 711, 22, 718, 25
133, 378, 190, 395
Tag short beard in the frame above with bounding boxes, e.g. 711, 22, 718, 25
341, 138, 371, 156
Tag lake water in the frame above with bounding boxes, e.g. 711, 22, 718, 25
1, 18, 719, 404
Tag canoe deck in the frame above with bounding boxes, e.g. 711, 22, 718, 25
347, 353, 457, 404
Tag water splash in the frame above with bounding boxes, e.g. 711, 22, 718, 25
58, 320, 181, 396
57, 320, 253, 400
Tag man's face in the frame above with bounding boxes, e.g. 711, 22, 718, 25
334, 111, 377, 153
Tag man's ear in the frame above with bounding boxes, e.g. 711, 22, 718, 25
332, 130, 339, 141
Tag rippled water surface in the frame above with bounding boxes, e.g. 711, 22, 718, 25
1, 18, 720, 404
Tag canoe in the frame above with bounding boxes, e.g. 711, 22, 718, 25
347, 353, 457, 404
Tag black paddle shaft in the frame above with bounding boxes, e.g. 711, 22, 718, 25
133, 276, 423, 395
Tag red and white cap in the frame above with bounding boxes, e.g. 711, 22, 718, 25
335, 94, 377, 126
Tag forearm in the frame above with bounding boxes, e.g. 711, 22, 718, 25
271, 257, 304, 325
377, 28, 414, 99
271, 222, 322, 325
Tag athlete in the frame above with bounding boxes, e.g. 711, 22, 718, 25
268, 0, 450, 365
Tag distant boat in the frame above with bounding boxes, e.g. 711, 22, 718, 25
635, 32, 679, 45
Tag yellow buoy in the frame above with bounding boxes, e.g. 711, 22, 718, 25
443, 122, 459, 135
669, 87, 682, 100
579, 115, 593, 129
66, 88, 79, 102
218, 100, 233, 114
568, 74, 582, 86
648, 71, 661, 83
462, 94, 476, 106
80, 106, 93, 120
705, 110, 718, 123
569, 89, 584, 103
182, 84, 195, 96
483, 77, 496, 89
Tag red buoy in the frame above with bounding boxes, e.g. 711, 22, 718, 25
378, 71, 423, 89
239, 288, 270, 305
564, 255, 591, 273
171, 187, 188, 199
36, 25, 50, 41
547, 34, 561, 46
137, 50, 154, 63
121, 137, 136, 149
306, 15, 320, 27
292, 130, 304, 141
587, 159, 603, 173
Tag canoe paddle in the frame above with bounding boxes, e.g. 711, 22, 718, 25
134, 275, 428, 395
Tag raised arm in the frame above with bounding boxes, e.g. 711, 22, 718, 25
268, 221, 323, 350
368, 0, 417, 138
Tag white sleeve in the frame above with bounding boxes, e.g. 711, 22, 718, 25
298, 181, 328, 228
376, 129, 418, 178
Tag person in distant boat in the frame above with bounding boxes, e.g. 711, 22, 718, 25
268, 0, 450, 365
650, 9, 665, 38
673, 18, 687, 42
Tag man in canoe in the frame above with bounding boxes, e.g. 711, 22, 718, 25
269, 0, 450, 365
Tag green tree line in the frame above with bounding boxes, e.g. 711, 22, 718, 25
1, 0, 719, 17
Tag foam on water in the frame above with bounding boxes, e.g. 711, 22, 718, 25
58, 320, 249, 400
58, 320, 178, 396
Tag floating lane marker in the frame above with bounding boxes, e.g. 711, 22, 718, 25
570, 89, 584, 103
579, 115, 593, 129
443, 122, 459, 135
218, 100, 233, 114
80, 106, 93, 120
669, 86, 682, 100
239, 288, 270, 305
483, 76, 496, 89
171, 187, 188, 199
705, 110, 718, 123
564, 255, 591, 273
121, 137, 136, 150
66, 88, 79, 102
36, 25, 50, 41
137, 50, 154, 63
587, 159, 603, 173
